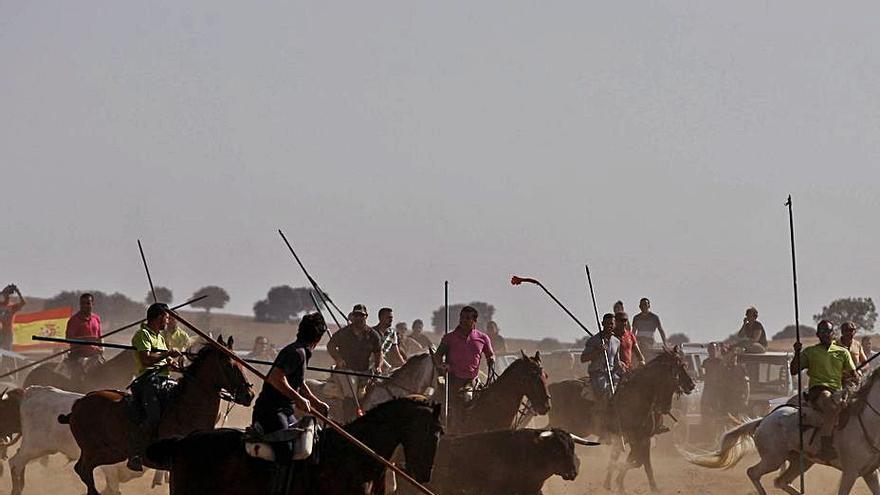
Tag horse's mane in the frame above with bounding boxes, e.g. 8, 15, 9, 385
348, 395, 432, 426
178, 344, 223, 381
620, 349, 680, 387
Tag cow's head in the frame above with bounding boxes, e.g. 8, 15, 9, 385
0, 388, 25, 444
535, 429, 595, 481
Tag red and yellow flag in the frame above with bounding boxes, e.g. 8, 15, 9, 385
12, 307, 71, 350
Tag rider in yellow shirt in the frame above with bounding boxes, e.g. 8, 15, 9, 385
790, 320, 856, 462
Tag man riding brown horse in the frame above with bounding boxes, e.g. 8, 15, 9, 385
63, 293, 104, 382
127, 303, 183, 471
252, 312, 329, 495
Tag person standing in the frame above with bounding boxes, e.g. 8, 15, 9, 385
434, 306, 495, 432
0, 284, 26, 351
485, 320, 508, 355
632, 298, 667, 351
700, 343, 725, 431
838, 321, 868, 368
374, 307, 405, 367
396, 322, 424, 357
735, 307, 767, 349
64, 293, 103, 378
410, 319, 433, 349
252, 313, 329, 495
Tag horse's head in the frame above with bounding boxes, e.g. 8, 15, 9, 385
184, 335, 254, 406
505, 351, 552, 415
654, 346, 696, 397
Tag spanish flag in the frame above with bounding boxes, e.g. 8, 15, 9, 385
13, 307, 72, 351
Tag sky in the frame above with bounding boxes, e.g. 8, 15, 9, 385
2, 1, 880, 343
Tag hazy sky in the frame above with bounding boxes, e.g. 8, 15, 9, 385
2, 2, 880, 343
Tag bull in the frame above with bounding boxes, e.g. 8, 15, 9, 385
428, 428, 596, 495
6, 386, 143, 495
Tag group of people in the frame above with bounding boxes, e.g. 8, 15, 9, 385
700, 342, 750, 428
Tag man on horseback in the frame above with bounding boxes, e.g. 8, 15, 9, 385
127, 303, 182, 472
581, 313, 621, 402
374, 307, 406, 367
790, 319, 857, 462
434, 305, 495, 432
613, 311, 644, 372
64, 293, 103, 381
839, 321, 868, 368
252, 312, 329, 495
327, 304, 383, 419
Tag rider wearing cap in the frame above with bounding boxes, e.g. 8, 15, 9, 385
326, 304, 383, 419
127, 303, 182, 471
790, 319, 857, 462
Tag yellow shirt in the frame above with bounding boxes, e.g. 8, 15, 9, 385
800, 343, 856, 391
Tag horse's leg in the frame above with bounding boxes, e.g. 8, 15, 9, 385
102, 465, 121, 495
838, 469, 860, 495
603, 440, 622, 490
73, 457, 101, 495
774, 454, 812, 495
151, 468, 164, 487
746, 456, 785, 495
642, 445, 658, 493
862, 469, 880, 495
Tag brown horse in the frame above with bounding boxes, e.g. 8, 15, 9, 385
145, 396, 444, 495
61, 336, 254, 495
603, 348, 695, 492
453, 351, 551, 435
24, 351, 136, 393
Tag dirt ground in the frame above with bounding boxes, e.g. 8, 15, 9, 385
0, 400, 870, 495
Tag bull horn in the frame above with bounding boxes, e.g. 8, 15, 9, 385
539, 430, 554, 438
570, 433, 600, 446
0, 387, 8, 400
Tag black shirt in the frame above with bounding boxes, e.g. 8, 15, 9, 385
327, 325, 381, 371
254, 341, 311, 414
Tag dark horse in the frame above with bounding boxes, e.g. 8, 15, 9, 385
146, 396, 444, 495
60, 336, 255, 495
547, 348, 695, 492
24, 350, 136, 393
453, 351, 551, 435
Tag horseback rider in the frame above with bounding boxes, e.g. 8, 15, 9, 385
252, 312, 329, 495
839, 321, 868, 368
127, 303, 182, 471
613, 311, 645, 372
374, 307, 406, 368
790, 319, 857, 462
64, 293, 103, 380
326, 304, 383, 418
434, 306, 495, 432
581, 313, 622, 402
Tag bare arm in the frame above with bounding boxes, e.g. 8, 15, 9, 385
326, 333, 345, 367
633, 338, 646, 365
265, 367, 311, 411
657, 319, 668, 346
137, 349, 180, 367
13, 288, 25, 309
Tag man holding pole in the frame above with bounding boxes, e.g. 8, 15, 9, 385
434, 306, 495, 433
326, 304, 383, 419
253, 312, 329, 495
581, 313, 622, 401
789, 320, 856, 462
127, 303, 182, 471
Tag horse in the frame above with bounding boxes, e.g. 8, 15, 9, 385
361, 351, 439, 411
9, 386, 143, 495
24, 350, 136, 393
603, 347, 696, 492
683, 369, 880, 495
452, 351, 551, 435
145, 396, 444, 495
61, 336, 255, 495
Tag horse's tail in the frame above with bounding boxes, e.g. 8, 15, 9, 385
57, 414, 70, 424
679, 418, 761, 469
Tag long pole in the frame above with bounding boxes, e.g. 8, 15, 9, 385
138, 239, 158, 303
278, 229, 349, 325
164, 308, 436, 495
585, 265, 615, 395
444, 280, 450, 427
511, 276, 594, 336
0, 296, 207, 381
786, 195, 805, 495
29, 336, 388, 380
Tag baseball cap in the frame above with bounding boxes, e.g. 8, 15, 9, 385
350, 304, 368, 316
817, 320, 834, 333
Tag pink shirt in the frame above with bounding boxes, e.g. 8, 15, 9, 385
441, 328, 495, 380
66, 312, 102, 356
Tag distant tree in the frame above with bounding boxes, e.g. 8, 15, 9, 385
813, 297, 877, 331
145, 286, 173, 305
190, 286, 230, 314
430, 302, 496, 334
772, 324, 816, 341
45, 290, 144, 327
253, 285, 314, 323
537, 337, 562, 351
667, 333, 690, 346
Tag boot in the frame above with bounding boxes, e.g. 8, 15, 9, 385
818, 436, 838, 462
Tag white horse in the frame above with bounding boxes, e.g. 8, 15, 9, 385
361, 350, 438, 411
684, 371, 880, 495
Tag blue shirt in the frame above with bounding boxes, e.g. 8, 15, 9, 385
582, 334, 621, 375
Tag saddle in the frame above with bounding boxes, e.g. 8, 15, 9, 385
244, 416, 319, 463
123, 375, 180, 424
